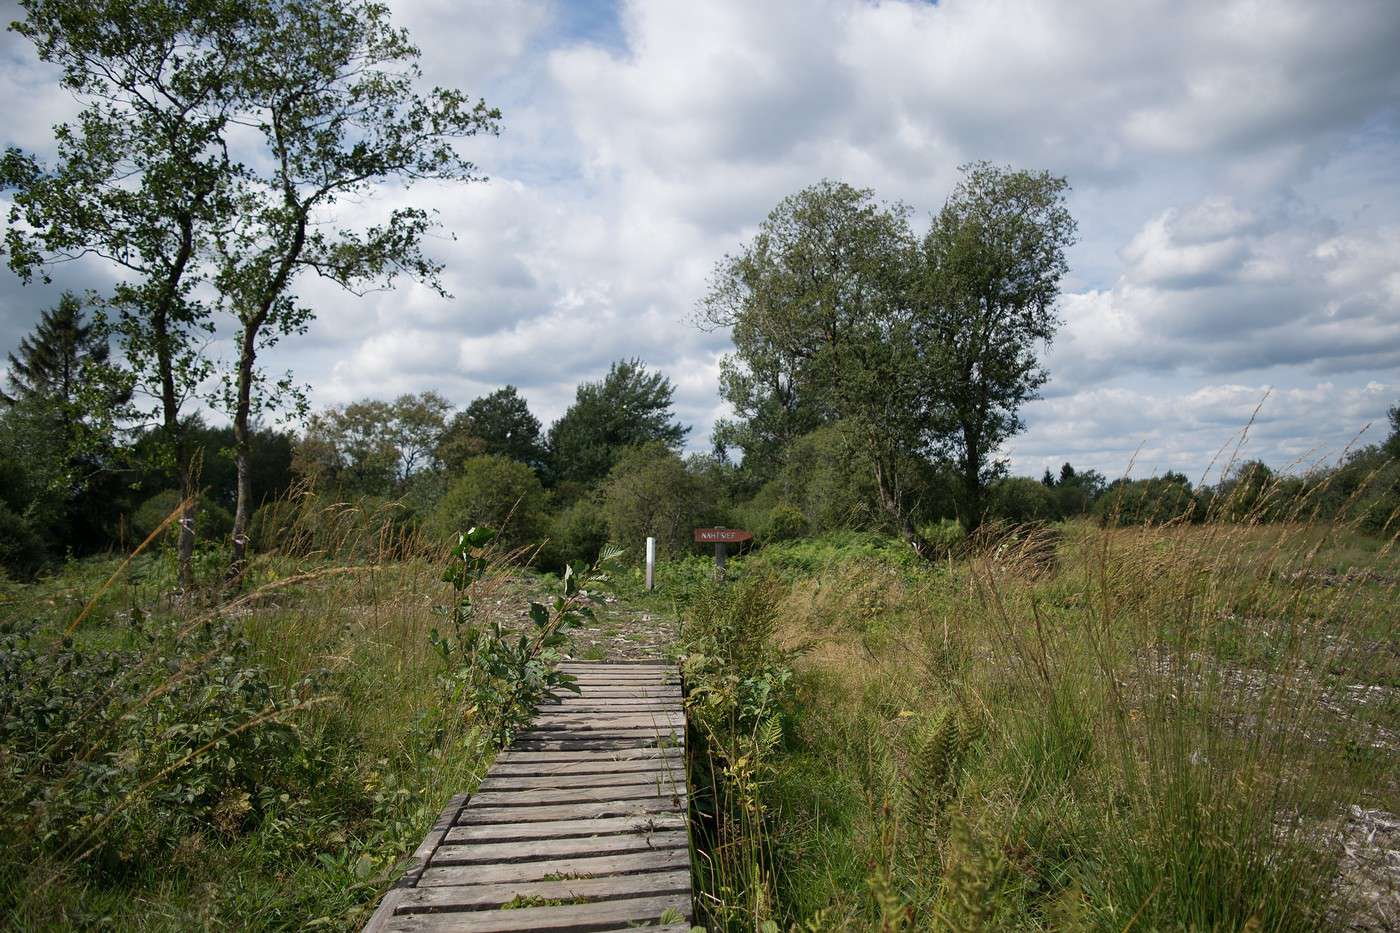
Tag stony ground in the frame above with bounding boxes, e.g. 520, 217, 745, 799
565, 591, 681, 662
488, 576, 681, 663
1332, 806, 1400, 931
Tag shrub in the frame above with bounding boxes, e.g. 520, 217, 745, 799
0, 616, 310, 873
764, 504, 808, 542
1094, 477, 1198, 526
989, 477, 1060, 523
549, 498, 610, 568
601, 442, 703, 561
919, 517, 966, 555
431, 455, 548, 551
131, 489, 234, 544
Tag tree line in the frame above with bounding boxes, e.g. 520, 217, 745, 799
5, 285, 1395, 584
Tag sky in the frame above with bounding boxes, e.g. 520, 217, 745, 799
2, 0, 1398, 483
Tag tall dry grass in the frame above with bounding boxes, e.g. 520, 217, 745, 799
0, 486, 530, 930
681, 486, 1398, 929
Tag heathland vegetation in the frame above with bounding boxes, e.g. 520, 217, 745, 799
1, 1, 1398, 930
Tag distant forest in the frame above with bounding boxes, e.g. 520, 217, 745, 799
3, 290, 1397, 583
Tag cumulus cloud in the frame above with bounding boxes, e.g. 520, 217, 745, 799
1011, 380, 1395, 481
2, 0, 1398, 478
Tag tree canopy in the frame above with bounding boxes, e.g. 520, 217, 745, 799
461, 386, 545, 470
547, 359, 689, 486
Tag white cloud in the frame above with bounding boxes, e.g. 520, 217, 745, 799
2, 0, 1399, 479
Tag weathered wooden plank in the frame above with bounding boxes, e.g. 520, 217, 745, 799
418, 849, 690, 887
478, 769, 684, 792
520, 722, 682, 734
530, 714, 685, 731
558, 663, 671, 669
443, 813, 685, 846
542, 697, 679, 707
383, 893, 691, 932
509, 736, 684, 753
551, 683, 677, 689
561, 679, 679, 687
456, 798, 683, 825
467, 783, 683, 809
392, 869, 692, 914
432, 829, 688, 866
494, 746, 683, 766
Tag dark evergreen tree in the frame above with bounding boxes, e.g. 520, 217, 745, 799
461, 386, 545, 470
2, 292, 115, 407
547, 359, 688, 487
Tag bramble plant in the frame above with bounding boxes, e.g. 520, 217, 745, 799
430, 526, 623, 745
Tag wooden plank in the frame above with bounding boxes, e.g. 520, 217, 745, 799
509, 737, 684, 753
393, 869, 692, 914
510, 734, 683, 746
542, 698, 679, 708
456, 798, 682, 825
443, 814, 685, 845
495, 746, 683, 765
467, 784, 683, 809
478, 769, 683, 792
432, 829, 688, 866
383, 893, 691, 931
490, 757, 682, 778
530, 714, 685, 731
419, 850, 690, 888
365, 662, 690, 932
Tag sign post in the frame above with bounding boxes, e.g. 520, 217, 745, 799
645, 536, 656, 591
693, 528, 753, 581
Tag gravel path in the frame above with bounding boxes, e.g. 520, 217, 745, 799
489, 577, 681, 663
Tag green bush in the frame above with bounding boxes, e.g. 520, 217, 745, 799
1094, 478, 1198, 527
918, 517, 966, 555
131, 489, 234, 544
0, 617, 310, 873
989, 477, 1060, 523
548, 498, 611, 569
601, 442, 703, 561
431, 455, 548, 550
764, 504, 809, 542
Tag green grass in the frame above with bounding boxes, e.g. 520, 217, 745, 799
3, 504, 1394, 930
677, 520, 1399, 930
0, 503, 498, 930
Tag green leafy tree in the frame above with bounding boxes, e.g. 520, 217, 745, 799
211, 0, 501, 577
601, 442, 703, 560
1053, 462, 1106, 517
1384, 403, 1400, 460
548, 359, 689, 486
2, 0, 235, 586
990, 477, 1060, 523
700, 181, 937, 551
917, 163, 1078, 530
431, 455, 548, 551
460, 386, 545, 470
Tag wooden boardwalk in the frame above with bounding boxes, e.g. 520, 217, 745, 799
364, 661, 693, 932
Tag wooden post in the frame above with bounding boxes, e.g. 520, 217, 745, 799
645, 537, 656, 591
714, 541, 726, 580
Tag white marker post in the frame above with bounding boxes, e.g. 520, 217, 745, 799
645, 536, 656, 591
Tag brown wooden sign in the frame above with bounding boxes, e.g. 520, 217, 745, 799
694, 527, 753, 544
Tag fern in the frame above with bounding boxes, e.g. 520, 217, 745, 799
906, 709, 968, 864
